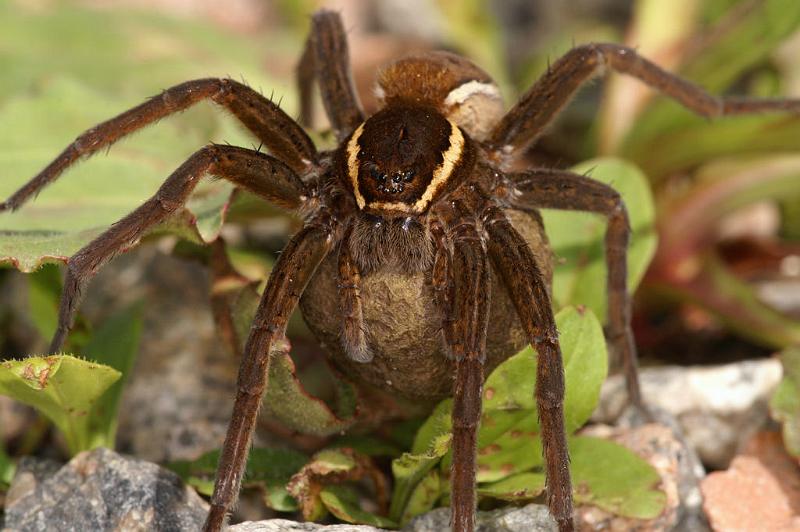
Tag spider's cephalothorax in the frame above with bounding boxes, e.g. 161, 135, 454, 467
6, 9, 800, 532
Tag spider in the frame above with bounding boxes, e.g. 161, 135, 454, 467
3, 9, 800, 532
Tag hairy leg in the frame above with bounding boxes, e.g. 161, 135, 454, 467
297, 9, 364, 141
489, 43, 800, 155
49, 144, 307, 351
499, 168, 643, 411
433, 212, 491, 532
483, 205, 573, 532
1, 78, 317, 212
204, 221, 335, 532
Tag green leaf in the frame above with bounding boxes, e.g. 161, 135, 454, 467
544, 158, 657, 321
26, 263, 62, 341
477, 471, 546, 501
770, 348, 800, 457
168, 447, 308, 512
570, 436, 666, 519
82, 302, 144, 449
320, 485, 398, 528
0, 355, 120, 455
399, 469, 442, 525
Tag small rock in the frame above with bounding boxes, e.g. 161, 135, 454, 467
593, 359, 783, 468
577, 422, 707, 532
3, 447, 208, 531
404, 504, 556, 531
229, 504, 556, 532
701, 431, 800, 531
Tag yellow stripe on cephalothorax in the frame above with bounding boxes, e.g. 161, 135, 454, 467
348, 119, 465, 214
407, 120, 464, 213
346, 123, 367, 209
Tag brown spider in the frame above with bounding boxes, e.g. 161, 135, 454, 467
4, 10, 800, 532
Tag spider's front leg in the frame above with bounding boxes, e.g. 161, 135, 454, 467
499, 168, 644, 411
482, 205, 574, 532
0, 78, 317, 212
433, 216, 491, 532
297, 9, 364, 141
489, 42, 800, 156
204, 220, 335, 532
47, 145, 307, 351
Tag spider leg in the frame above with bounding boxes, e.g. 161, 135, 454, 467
337, 224, 372, 362
1, 78, 317, 212
499, 168, 644, 412
433, 212, 491, 532
489, 43, 800, 155
297, 10, 364, 141
204, 221, 334, 532
48, 144, 307, 352
483, 205, 574, 532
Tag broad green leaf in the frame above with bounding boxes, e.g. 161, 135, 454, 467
544, 158, 657, 322
0, 355, 120, 455
477, 471, 546, 501
320, 485, 398, 529
83, 302, 144, 449
570, 436, 666, 519
168, 447, 308, 512
770, 348, 800, 457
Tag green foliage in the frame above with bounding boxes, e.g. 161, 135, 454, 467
169, 447, 308, 512
545, 158, 657, 322
771, 348, 800, 457
320, 485, 398, 529
389, 307, 665, 525
0, 355, 120, 455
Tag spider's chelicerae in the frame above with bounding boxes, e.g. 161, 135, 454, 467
4, 10, 800, 532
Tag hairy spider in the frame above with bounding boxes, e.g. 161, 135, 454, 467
4, 9, 800, 532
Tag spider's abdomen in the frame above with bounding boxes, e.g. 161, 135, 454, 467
299, 209, 552, 401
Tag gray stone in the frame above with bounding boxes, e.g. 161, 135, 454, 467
3, 447, 208, 532
230, 504, 556, 532
592, 359, 783, 468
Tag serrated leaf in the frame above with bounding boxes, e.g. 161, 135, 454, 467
570, 436, 666, 519
544, 158, 657, 322
770, 348, 800, 457
168, 447, 308, 512
320, 485, 398, 528
0, 355, 120, 455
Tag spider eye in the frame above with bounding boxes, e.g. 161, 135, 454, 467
392, 174, 403, 184
369, 167, 386, 182
403, 170, 415, 182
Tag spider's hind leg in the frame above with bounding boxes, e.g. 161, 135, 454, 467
48, 145, 307, 352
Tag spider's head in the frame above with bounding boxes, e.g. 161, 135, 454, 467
342, 104, 475, 217
374, 51, 504, 141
